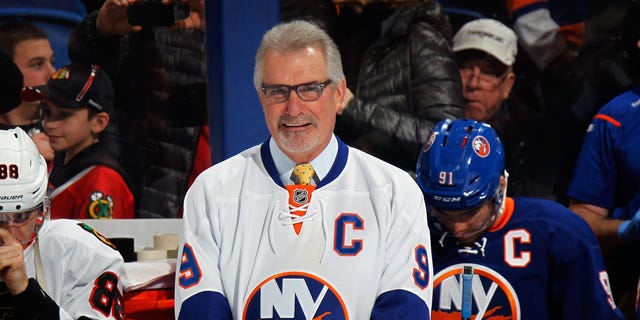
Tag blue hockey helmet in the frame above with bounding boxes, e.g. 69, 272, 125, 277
416, 118, 504, 211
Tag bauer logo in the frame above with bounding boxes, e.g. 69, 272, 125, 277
243, 271, 348, 320
432, 264, 520, 320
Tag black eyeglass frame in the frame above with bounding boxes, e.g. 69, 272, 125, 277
261, 79, 333, 103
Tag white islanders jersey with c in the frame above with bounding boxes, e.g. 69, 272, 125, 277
175, 138, 433, 319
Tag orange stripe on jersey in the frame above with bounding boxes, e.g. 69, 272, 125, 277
489, 197, 514, 232
559, 22, 584, 46
594, 114, 621, 127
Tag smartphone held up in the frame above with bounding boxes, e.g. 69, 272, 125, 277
127, 0, 190, 27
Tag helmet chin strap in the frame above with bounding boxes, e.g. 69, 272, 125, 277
494, 170, 509, 218
436, 171, 510, 247
21, 200, 50, 247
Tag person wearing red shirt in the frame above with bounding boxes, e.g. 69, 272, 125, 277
22, 63, 134, 219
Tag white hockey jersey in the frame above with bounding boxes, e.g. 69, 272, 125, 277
5, 219, 125, 319
175, 138, 433, 319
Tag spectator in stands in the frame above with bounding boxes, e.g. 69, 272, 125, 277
68, 0, 210, 218
567, 82, 640, 318
0, 126, 124, 319
0, 22, 55, 162
434, 0, 508, 32
22, 63, 135, 220
333, 0, 464, 173
453, 18, 569, 202
282, 0, 397, 91
579, 1, 640, 122
506, 0, 586, 72
508, 0, 589, 204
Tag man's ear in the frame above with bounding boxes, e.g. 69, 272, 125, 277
500, 71, 516, 100
91, 112, 110, 134
335, 78, 347, 114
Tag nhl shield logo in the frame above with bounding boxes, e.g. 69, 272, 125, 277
293, 188, 309, 205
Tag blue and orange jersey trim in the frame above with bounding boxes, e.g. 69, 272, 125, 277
489, 197, 514, 232
593, 114, 621, 127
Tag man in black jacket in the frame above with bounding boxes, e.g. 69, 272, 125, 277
68, 0, 210, 218
333, 0, 464, 174
453, 18, 570, 203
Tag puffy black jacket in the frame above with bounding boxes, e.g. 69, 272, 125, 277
69, 10, 208, 218
335, 1, 464, 173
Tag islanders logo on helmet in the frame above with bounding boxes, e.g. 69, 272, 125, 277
416, 119, 504, 211
423, 130, 437, 153
473, 136, 490, 157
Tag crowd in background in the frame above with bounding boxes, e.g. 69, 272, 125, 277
1, 0, 640, 319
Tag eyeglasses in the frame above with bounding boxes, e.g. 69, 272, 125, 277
262, 80, 332, 103
459, 65, 507, 91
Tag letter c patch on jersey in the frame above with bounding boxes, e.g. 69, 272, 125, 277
243, 272, 349, 320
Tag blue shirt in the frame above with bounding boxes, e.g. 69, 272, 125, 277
567, 86, 640, 218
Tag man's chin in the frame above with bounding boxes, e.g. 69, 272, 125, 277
464, 109, 488, 122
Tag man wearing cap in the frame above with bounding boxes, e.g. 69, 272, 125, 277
452, 18, 569, 203
22, 63, 135, 220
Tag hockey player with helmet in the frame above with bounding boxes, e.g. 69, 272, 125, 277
0, 127, 124, 319
416, 118, 623, 319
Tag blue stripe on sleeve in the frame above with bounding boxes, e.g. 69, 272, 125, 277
371, 289, 430, 320
178, 291, 232, 320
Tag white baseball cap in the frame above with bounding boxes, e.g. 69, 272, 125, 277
453, 18, 518, 66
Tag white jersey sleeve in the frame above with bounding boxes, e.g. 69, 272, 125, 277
24, 219, 125, 320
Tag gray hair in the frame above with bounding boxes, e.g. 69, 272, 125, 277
253, 20, 344, 92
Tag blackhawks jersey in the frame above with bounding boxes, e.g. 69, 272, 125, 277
0, 219, 124, 319
175, 138, 433, 319
49, 140, 134, 219
430, 197, 624, 320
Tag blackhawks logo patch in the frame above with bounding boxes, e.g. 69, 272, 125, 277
51, 66, 70, 80
77, 223, 116, 250
87, 191, 114, 219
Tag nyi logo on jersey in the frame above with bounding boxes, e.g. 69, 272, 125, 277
243, 272, 348, 320
433, 264, 521, 320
